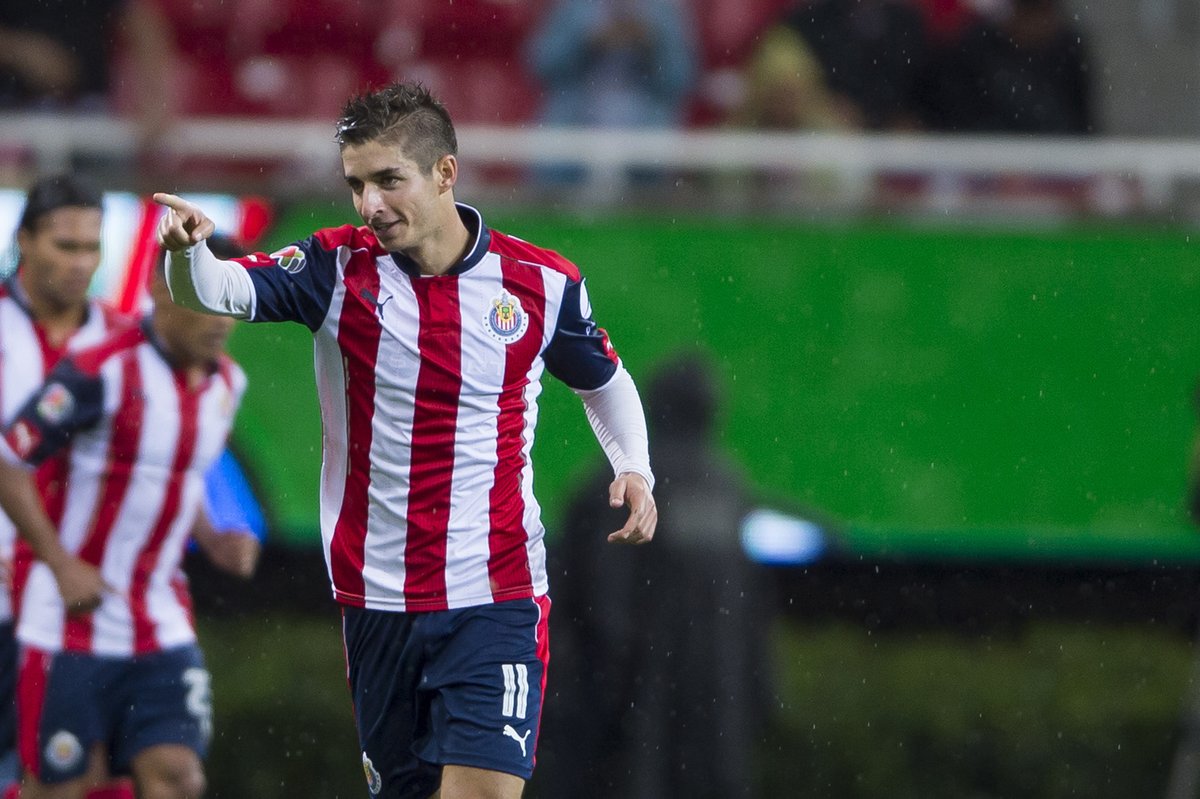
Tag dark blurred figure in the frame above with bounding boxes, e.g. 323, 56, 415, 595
537, 352, 775, 799
923, 0, 1095, 134
1164, 380, 1200, 799
779, 0, 932, 131
0, 0, 175, 143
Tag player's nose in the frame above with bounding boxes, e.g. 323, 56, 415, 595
359, 184, 387, 217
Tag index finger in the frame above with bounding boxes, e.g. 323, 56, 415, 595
152, 192, 191, 212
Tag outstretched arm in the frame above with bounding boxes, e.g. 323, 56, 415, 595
154, 193, 254, 317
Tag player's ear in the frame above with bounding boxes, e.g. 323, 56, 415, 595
435, 155, 457, 193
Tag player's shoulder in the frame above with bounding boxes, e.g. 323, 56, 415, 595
487, 228, 582, 282
67, 324, 147, 376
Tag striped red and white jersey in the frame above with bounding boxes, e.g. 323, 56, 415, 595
0, 276, 131, 625
237, 204, 620, 612
0, 320, 246, 655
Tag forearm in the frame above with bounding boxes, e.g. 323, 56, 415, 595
574, 365, 654, 490
165, 242, 254, 318
0, 457, 71, 571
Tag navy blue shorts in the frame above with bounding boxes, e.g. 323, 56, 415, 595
0, 622, 17, 753
0, 622, 17, 790
342, 596, 551, 799
19, 644, 211, 783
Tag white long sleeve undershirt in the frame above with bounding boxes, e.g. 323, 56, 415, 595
574, 365, 655, 491
164, 242, 255, 319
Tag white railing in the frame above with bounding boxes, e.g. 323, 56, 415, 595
3, 113, 1200, 215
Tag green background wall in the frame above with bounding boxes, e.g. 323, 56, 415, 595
226, 205, 1200, 564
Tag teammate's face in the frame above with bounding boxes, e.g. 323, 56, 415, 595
341, 138, 456, 253
150, 273, 235, 368
16, 206, 103, 314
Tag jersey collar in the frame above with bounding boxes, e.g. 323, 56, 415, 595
387, 203, 492, 278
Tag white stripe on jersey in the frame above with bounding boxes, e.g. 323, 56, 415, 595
361, 256, 418, 606
315, 259, 353, 594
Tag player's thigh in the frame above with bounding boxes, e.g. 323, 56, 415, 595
130, 743, 204, 799
437, 764, 525, 799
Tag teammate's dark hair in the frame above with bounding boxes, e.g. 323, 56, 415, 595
19, 174, 103, 233
335, 82, 457, 173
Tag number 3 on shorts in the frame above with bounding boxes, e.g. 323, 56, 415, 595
500, 663, 529, 720
183, 667, 213, 741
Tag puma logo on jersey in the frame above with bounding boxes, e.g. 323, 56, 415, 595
360, 288, 394, 320
502, 724, 532, 757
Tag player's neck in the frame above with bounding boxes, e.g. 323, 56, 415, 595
410, 208, 472, 277
22, 279, 86, 348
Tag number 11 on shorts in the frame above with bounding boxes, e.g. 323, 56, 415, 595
501, 663, 529, 719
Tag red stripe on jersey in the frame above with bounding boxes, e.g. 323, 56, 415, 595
487, 259, 546, 599
131, 375, 200, 654
64, 352, 145, 651
16, 646, 51, 777
403, 278, 463, 610
328, 255, 383, 605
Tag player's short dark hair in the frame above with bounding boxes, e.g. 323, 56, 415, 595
334, 82, 458, 173
19, 174, 103, 233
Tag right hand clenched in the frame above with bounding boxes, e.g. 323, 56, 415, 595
153, 192, 215, 251
53, 557, 114, 616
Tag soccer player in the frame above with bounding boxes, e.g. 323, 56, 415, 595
0, 177, 257, 798
0, 175, 133, 798
0, 256, 246, 799
154, 81, 658, 799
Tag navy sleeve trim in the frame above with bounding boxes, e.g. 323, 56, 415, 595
543, 277, 619, 391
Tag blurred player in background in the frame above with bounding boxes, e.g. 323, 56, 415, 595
0, 178, 258, 798
0, 175, 132, 798
0, 252, 246, 799
155, 80, 657, 799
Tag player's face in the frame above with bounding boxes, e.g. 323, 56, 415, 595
150, 274, 235, 367
16, 206, 103, 314
341, 139, 455, 253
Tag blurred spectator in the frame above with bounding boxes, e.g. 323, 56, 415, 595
729, 24, 855, 130
0, 0, 175, 144
776, 0, 932, 131
538, 351, 775, 799
923, 0, 1095, 134
525, 0, 700, 185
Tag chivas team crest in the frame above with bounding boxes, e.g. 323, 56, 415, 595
483, 289, 529, 344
